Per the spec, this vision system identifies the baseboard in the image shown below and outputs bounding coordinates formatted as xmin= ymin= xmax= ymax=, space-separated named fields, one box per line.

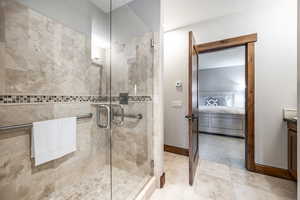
xmin=164 ymin=145 xmax=189 ymax=156
xmin=254 ymin=164 xmax=293 ymax=180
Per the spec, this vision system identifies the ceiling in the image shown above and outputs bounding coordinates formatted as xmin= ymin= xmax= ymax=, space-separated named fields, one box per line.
xmin=89 ymin=0 xmax=135 ymax=12
xmin=90 ymin=0 xmax=269 ymax=29
xmin=163 ymin=0 xmax=264 ymax=31
xmin=199 ymin=46 xmax=245 ymax=70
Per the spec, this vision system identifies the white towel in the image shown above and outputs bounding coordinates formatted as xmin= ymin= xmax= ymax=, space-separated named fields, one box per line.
xmin=32 ymin=117 xmax=77 ymax=166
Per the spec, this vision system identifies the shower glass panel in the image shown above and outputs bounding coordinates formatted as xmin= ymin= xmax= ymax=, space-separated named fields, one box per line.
xmin=0 ymin=0 xmax=112 ymax=199
xmin=109 ymin=0 xmax=159 ymax=199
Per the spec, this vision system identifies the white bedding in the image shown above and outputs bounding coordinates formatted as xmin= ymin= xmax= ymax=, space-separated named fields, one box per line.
xmin=199 ymin=106 xmax=245 ymax=115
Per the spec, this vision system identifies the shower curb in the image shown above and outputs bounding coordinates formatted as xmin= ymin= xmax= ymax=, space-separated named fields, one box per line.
xmin=134 ymin=177 xmax=157 ymax=200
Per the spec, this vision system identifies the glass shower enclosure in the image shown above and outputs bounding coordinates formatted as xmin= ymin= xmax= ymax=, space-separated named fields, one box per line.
xmin=0 ymin=0 xmax=160 ymax=199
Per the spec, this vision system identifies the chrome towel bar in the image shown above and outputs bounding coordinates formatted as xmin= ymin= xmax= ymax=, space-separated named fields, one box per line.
xmin=124 ymin=114 xmax=143 ymax=119
xmin=113 ymin=113 xmax=143 ymax=120
xmin=0 ymin=113 xmax=93 ymax=132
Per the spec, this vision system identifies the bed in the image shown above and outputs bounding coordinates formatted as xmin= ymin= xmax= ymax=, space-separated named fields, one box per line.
xmin=198 ymin=94 xmax=246 ymax=138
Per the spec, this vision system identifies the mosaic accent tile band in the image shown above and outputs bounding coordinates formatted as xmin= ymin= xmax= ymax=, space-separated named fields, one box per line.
xmin=0 ymin=95 xmax=152 ymax=104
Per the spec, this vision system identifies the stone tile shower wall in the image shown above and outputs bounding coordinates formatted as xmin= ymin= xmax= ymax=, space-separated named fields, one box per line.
xmin=111 ymin=33 xmax=153 ymax=96
xmin=1 ymin=1 xmax=101 ymax=95
xmin=110 ymin=34 xmax=154 ymax=176
xmin=0 ymin=104 xmax=109 ymax=200
xmin=0 ymin=1 xmax=109 ymax=200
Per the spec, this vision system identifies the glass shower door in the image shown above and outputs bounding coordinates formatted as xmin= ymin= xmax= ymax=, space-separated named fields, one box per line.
xmin=0 ymin=0 xmax=112 ymax=200
xmin=108 ymin=0 xmax=159 ymax=199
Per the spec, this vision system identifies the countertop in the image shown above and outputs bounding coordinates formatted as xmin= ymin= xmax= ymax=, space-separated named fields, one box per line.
xmin=284 ymin=117 xmax=297 ymax=124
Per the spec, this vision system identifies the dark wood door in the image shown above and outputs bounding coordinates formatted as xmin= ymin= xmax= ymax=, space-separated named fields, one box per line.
xmin=288 ymin=126 xmax=297 ymax=180
xmin=186 ymin=31 xmax=199 ymax=185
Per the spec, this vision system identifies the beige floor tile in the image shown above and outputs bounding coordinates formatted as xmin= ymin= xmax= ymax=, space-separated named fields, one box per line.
xmin=233 ymin=184 xmax=271 ymax=200
xmin=183 ymin=186 xmax=213 ymax=200
xmin=230 ymin=167 xmax=297 ymax=199
xmin=164 ymin=153 xmax=189 ymax=186
xmin=198 ymin=159 xmax=231 ymax=181
xmin=150 ymin=184 xmax=214 ymax=200
xmin=149 ymin=184 xmax=186 ymax=200
xmin=150 ymin=134 xmax=297 ymax=200
xmin=194 ymin=173 xmax=235 ymax=200
xmin=230 ymin=167 xmax=271 ymax=191
xmin=264 ymin=175 xmax=297 ymax=199
xmin=233 ymin=183 xmax=295 ymax=200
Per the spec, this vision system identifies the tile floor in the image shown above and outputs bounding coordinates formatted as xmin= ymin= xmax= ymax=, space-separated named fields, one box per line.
xmin=199 ymin=133 xmax=245 ymax=169
xmin=150 ymin=134 xmax=297 ymax=200
xmin=48 ymin=166 xmax=150 ymax=200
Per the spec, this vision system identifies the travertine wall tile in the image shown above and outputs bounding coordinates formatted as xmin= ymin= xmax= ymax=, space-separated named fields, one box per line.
xmin=3 ymin=0 xmax=101 ymax=96
xmin=0 ymin=0 xmax=4 ymax=43
xmin=111 ymin=102 xmax=152 ymax=176
xmin=110 ymin=33 xmax=154 ymax=96
xmin=0 ymin=0 xmax=4 ymax=94
xmin=0 ymin=42 xmax=5 ymax=94
xmin=0 ymin=103 xmax=110 ymax=200
xmin=109 ymin=32 xmax=155 ymax=178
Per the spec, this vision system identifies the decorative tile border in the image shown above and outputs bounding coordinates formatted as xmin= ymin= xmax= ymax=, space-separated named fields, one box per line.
xmin=0 ymin=95 xmax=108 ymax=104
xmin=0 ymin=95 xmax=152 ymax=104
xmin=111 ymin=96 xmax=152 ymax=102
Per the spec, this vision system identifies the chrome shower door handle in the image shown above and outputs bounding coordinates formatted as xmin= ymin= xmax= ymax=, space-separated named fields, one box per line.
xmin=118 ymin=105 xmax=125 ymax=126
xmin=97 ymin=105 xmax=111 ymax=129
xmin=111 ymin=104 xmax=125 ymax=126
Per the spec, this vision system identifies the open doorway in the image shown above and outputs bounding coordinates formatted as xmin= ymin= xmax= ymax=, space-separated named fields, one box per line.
xmin=195 ymin=34 xmax=257 ymax=173
xmin=198 ymin=46 xmax=246 ymax=169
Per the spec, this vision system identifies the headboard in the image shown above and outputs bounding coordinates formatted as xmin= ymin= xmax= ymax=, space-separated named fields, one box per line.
xmin=199 ymin=91 xmax=245 ymax=107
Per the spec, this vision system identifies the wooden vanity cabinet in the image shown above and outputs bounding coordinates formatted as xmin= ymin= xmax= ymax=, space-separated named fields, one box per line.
xmin=287 ymin=121 xmax=297 ymax=181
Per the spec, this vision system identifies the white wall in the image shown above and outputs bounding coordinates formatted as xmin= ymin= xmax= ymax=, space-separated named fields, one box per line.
xmin=164 ymin=30 xmax=189 ymax=148
xmin=199 ymin=46 xmax=245 ymax=70
xmin=199 ymin=66 xmax=245 ymax=93
xmin=164 ymin=0 xmax=297 ymax=168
